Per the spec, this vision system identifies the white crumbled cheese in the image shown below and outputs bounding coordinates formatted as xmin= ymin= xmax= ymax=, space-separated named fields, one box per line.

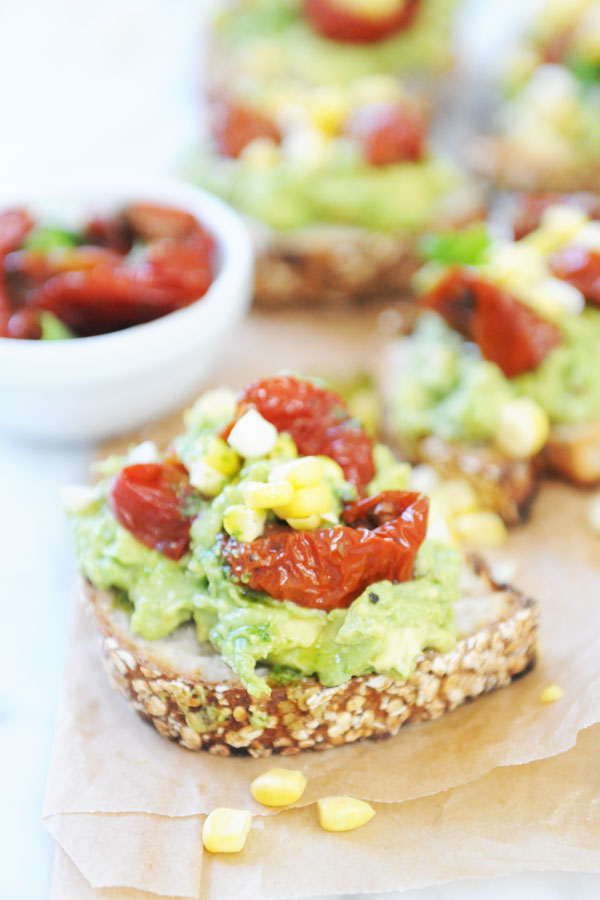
xmin=60 ymin=484 xmax=101 ymax=514
xmin=409 ymin=464 xmax=440 ymax=496
xmin=128 ymin=440 xmax=160 ymax=464
xmin=188 ymin=460 xmax=225 ymax=497
xmin=227 ymin=409 xmax=278 ymax=459
xmin=572 ymin=221 xmax=600 ymax=252
xmin=281 ymin=128 xmax=332 ymax=170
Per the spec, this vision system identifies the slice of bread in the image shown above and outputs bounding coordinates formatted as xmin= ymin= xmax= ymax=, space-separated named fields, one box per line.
xmin=471 ymin=136 xmax=600 ymax=195
xmin=82 ymin=559 xmax=538 ymax=758
xmin=253 ymin=226 xmax=418 ymax=310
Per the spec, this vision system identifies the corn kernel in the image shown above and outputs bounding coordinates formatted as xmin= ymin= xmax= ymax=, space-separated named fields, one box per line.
xmin=426 ymin=514 xmax=457 ymax=548
xmin=128 ymin=440 xmax=159 ymax=464
xmin=520 ymin=277 xmax=584 ymax=319
xmin=243 ymin=480 xmax=294 ymax=510
xmin=250 ymin=768 xmax=307 ymax=807
xmin=204 ymin=437 xmax=241 ymax=477
xmin=317 ymin=796 xmax=375 ymax=832
xmin=223 ymin=505 xmax=266 ymax=543
xmin=541 ymin=204 xmax=588 ymax=234
xmin=483 ymin=242 xmax=546 ymax=290
xmin=240 ymin=137 xmax=280 ymax=168
xmin=431 ymin=479 xmax=479 ymax=518
xmin=188 ymin=460 xmax=225 ymax=497
xmin=269 ymin=433 xmax=298 ymax=460
xmin=228 ymin=409 xmax=278 ymax=459
xmin=190 ymin=388 xmax=236 ymax=423
xmin=286 ymin=514 xmax=322 ymax=531
xmin=274 ymin=483 xmax=333 ymax=519
xmin=540 ymin=684 xmax=564 ymax=704
xmin=573 ymin=221 xmax=600 ymax=252
xmin=270 ymin=456 xmax=324 ymax=489
xmin=452 ymin=511 xmax=507 ymax=549
xmin=202 ymin=808 xmax=252 ymax=854
xmin=496 ymin=398 xmax=550 ymax=459
xmin=308 ymin=86 xmax=350 ymax=135
xmin=318 ymin=457 xmax=346 ymax=484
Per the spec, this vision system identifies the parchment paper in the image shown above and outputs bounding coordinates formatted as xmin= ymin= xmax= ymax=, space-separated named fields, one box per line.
xmin=43 ymin=482 xmax=600 ymax=822
xmin=49 ymin=725 xmax=600 ymax=899
xmin=45 ymin=311 xmax=600 ymax=896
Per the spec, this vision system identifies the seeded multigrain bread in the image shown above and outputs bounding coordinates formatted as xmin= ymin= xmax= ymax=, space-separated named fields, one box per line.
xmin=82 ymin=559 xmax=538 ymax=758
xmin=251 ymin=209 xmax=481 ymax=310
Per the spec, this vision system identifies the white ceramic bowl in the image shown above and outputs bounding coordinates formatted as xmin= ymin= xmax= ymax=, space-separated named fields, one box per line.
xmin=0 ymin=177 xmax=253 ymax=443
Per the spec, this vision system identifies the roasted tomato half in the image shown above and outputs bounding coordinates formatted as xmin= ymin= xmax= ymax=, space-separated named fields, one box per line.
xmin=421 ymin=267 xmax=562 ymax=377
xmin=110 ymin=462 xmax=195 ymax=560
xmin=550 ymin=245 xmax=600 ymax=307
xmin=347 ymin=102 xmax=426 ymax=165
xmin=222 ymin=491 xmax=428 ymax=610
xmin=211 ymin=99 xmax=281 ymax=159
xmin=304 ymin=0 xmax=421 ymax=44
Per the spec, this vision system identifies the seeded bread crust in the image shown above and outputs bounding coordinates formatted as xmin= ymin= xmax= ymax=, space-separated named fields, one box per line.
xmin=82 ymin=564 xmax=538 ymax=757
xmin=413 ymin=435 xmax=542 ymax=526
xmin=471 ymin=136 xmax=600 ymax=194
xmin=253 ymin=228 xmax=418 ymax=310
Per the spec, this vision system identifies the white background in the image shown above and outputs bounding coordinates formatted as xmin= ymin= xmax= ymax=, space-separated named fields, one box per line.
xmin=1 ymin=1 xmax=599 ymax=898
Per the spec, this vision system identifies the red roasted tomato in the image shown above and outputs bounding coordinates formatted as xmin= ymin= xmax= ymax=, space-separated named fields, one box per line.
xmin=232 ymin=376 xmax=375 ymax=494
xmin=222 ymin=491 xmax=428 ymax=610
xmin=550 ymin=245 xmax=600 ymax=307
xmin=0 ymin=208 xmax=34 ymax=336
xmin=110 ymin=463 xmax=195 ymax=560
xmin=347 ymin=102 xmax=426 ymax=165
xmin=211 ymin=99 xmax=281 ymax=159
xmin=304 ymin=0 xmax=421 ymax=44
xmin=421 ymin=267 xmax=562 ymax=377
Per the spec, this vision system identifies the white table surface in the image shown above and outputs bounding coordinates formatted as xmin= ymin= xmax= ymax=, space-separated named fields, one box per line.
xmin=1 ymin=1 xmax=599 ymax=897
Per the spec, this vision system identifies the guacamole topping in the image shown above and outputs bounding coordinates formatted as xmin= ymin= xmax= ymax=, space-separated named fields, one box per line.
xmin=192 ymin=149 xmax=461 ymax=233
xmin=391 ymin=305 xmax=600 ymax=446
xmin=69 ymin=382 xmax=460 ymax=697
xmin=216 ymin=0 xmax=458 ymax=85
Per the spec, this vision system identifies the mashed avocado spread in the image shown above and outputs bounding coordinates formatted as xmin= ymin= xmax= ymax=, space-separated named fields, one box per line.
xmin=69 ymin=387 xmax=459 ymax=697
xmin=194 ymin=151 xmax=461 ymax=233
xmin=391 ymin=309 xmax=600 ymax=446
xmin=216 ymin=0 xmax=458 ymax=85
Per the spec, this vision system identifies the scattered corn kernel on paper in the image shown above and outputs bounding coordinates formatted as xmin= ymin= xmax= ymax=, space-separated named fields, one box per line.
xmin=45 ymin=312 xmax=600 ymax=897
xmin=49 ymin=727 xmax=600 ymax=899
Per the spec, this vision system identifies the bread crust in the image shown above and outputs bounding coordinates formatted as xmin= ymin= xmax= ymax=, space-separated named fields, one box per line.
xmin=414 ymin=435 xmax=541 ymax=526
xmin=471 ymin=136 xmax=600 ymax=195
xmin=253 ymin=228 xmax=418 ymax=309
xmin=83 ymin=569 xmax=538 ymax=757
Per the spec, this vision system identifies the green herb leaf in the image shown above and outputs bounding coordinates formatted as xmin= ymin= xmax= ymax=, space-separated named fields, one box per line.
xmin=23 ymin=226 xmax=80 ymax=253
xmin=419 ymin=222 xmax=490 ymax=267
xmin=40 ymin=312 xmax=76 ymax=341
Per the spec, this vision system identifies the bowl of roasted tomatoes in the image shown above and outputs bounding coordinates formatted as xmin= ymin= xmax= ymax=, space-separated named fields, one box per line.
xmin=0 ymin=177 xmax=253 ymax=442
